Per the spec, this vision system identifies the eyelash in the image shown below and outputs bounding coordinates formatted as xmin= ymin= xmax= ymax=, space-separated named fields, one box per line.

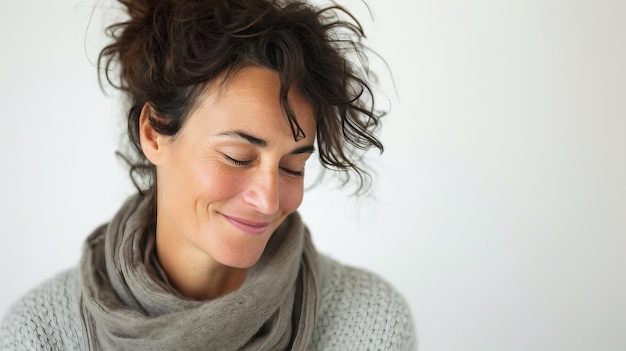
xmin=282 ymin=168 xmax=304 ymax=177
xmin=224 ymin=155 xmax=304 ymax=177
xmin=224 ymin=154 xmax=252 ymax=167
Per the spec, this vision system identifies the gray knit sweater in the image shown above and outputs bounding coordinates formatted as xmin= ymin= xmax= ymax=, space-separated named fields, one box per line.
xmin=1 ymin=255 xmax=416 ymax=350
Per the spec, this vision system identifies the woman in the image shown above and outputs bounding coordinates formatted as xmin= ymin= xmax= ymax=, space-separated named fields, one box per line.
xmin=1 ymin=0 xmax=415 ymax=350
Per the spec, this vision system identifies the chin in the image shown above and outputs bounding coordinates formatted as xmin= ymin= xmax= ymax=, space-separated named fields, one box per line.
xmin=213 ymin=242 xmax=268 ymax=269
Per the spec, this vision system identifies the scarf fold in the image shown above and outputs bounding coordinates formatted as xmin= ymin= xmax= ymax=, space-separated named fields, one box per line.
xmin=80 ymin=194 xmax=321 ymax=351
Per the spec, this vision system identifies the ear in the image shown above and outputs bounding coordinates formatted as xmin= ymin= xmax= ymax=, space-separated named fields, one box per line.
xmin=139 ymin=103 xmax=165 ymax=165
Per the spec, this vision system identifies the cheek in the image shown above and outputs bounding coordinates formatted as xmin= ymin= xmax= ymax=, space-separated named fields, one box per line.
xmin=279 ymin=178 xmax=304 ymax=213
xmin=196 ymin=165 xmax=244 ymax=200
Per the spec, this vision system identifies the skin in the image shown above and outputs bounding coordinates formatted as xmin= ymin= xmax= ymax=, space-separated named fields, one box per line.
xmin=139 ymin=66 xmax=316 ymax=300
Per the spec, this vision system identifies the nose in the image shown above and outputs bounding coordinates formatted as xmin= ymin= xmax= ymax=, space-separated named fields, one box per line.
xmin=242 ymin=167 xmax=280 ymax=215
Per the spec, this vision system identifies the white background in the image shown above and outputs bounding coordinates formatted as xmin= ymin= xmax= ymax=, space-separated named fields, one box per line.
xmin=1 ymin=0 xmax=625 ymax=350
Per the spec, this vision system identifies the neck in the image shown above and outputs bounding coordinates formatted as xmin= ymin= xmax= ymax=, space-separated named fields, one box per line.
xmin=155 ymin=224 xmax=247 ymax=301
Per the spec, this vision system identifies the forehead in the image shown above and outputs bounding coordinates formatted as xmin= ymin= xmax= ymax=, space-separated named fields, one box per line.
xmin=189 ymin=66 xmax=316 ymax=139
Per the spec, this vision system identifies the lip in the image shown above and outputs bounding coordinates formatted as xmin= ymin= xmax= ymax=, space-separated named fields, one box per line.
xmin=222 ymin=214 xmax=271 ymax=236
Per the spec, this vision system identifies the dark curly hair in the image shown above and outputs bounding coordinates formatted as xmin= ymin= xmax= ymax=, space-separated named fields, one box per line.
xmin=98 ymin=0 xmax=386 ymax=195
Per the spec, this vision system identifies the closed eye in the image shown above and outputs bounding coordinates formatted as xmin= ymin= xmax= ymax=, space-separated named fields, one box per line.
xmin=224 ymin=154 xmax=252 ymax=167
xmin=224 ymin=153 xmax=305 ymax=177
xmin=280 ymin=167 xmax=304 ymax=177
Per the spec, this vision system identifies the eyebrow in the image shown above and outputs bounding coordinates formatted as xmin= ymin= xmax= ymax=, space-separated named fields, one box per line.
xmin=216 ymin=131 xmax=315 ymax=155
xmin=218 ymin=131 xmax=267 ymax=147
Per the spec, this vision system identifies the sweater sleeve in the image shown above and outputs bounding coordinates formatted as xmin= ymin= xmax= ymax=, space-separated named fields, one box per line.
xmin=0 ymin=269 xmax=84 ymax=351
xmin=310 ymin=255 xmax=417 ymax=351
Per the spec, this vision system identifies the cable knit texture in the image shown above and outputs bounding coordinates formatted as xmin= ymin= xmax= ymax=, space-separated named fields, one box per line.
xmin=0 ymin=270 xmax=83 ymax=351
xmin=1 ymin=255 xmax=416 ymax=350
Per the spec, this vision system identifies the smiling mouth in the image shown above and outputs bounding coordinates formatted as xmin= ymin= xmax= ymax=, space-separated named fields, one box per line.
xmin=222 ymin=214 xmax=271 ymax=236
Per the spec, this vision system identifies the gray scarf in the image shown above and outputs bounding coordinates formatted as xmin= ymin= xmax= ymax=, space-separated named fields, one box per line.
xmin=80 ymin=194 xmax=321 ymax=350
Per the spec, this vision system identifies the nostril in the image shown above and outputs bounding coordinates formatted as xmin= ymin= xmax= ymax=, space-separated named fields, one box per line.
xmin=242 ymin=179 xmax=280 ymax=215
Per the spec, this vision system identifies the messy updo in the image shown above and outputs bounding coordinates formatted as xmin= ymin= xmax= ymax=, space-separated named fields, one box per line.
xmin=99 ymin=0 xmax=385 ymax=194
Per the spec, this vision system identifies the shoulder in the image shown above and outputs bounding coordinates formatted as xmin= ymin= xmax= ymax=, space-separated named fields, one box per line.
xmin=309 ymin=255 xmax=417 ymax=351
xmin=0 ymin=268 xmax=84 ymax=351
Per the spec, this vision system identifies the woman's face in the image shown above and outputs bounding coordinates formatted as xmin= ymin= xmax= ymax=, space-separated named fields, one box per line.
xmin=144 ymin=66 xmax=316 ymax=269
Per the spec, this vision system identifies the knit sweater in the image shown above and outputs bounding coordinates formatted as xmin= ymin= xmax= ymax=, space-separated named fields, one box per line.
xmin=1 ymin=255 xmax=416 ymax=350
